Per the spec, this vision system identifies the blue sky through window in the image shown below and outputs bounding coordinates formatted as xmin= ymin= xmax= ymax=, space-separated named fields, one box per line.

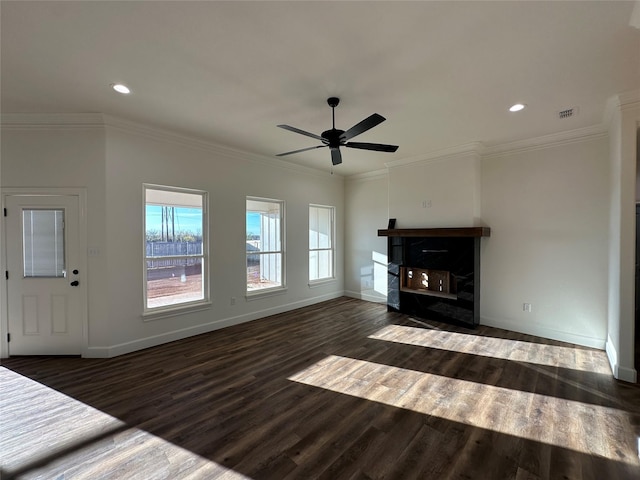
xmin=146 ymin=206 xmax=263 ymax=237
xmin=146 ymin=205 xmax=202 ymax=234
xmin=246 ymin=212 xmax=261 ymax=237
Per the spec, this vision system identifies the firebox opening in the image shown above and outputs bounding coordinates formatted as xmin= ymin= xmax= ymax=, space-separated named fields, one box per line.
xmin=400 ymin=267 xmax=457 ymax=300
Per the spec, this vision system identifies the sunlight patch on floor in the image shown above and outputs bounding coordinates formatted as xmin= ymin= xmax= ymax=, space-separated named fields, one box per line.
xmin=368 ymin=324 xmax=610 ymax=373
xmin=0 ymin=367 xmax=252 ymax=480
xmin=288 ymin=355 xmax=638 ymax=465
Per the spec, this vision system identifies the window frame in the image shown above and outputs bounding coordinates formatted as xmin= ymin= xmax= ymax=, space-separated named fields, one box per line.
xmin=308 ymin=204 xmax=335 ymax=285
xmin=142 ymin=184 xmax=210 ymax=318
xmin=246 ymin=196 xmax=286 ymax=298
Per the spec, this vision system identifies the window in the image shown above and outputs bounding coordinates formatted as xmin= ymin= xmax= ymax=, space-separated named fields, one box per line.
xmin=246 ymin=197 xmax=284 ymax=294
xmin=309 ymin=204 xmax=334 ymax=282
xmin=22 ymin=209 xmax=65 ymax=277
xmin=144 ymin=185 xmax=208 ymax=314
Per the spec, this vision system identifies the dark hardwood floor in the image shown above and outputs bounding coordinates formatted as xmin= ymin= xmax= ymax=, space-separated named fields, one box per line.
xmin=2 ymin=297 xmax=640 ymax=479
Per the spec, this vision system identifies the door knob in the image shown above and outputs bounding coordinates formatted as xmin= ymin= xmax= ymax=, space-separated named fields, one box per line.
xmin=70 ymin=280 xmax=79 ymax=287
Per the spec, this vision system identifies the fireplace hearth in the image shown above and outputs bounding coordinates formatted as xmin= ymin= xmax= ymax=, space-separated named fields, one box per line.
xmin=378 ymin=227 xmax=490 ymax=327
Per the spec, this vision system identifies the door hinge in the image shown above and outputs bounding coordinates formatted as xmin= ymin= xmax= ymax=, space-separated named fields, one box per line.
xmin=7 ymin=333 xmax=10 ymax=343
xmin=3 ymin=208 xmax=6 ymax=217
xmin=5 ymin=271 xmax=7 ymax=280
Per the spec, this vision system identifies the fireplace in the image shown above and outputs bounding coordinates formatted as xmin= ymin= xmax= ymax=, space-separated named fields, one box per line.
xmin=378 ymin=227 xmax=490 ymax=327
xmin=401 ymin=267 xmax=457 ymax=299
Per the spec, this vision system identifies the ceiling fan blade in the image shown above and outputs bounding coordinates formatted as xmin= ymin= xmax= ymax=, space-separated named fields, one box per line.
xmin=331 ymin=148 xmax=342 ymax=165
xmin=340 ymin=113 xmax=386 ymax=141
xmin=345 ymin=142 xmax=399 ymax=153
xmin=278 ymin=124 xmax=324 ymax=141
xmin=276 ymin=145 xmax=327 ymax=157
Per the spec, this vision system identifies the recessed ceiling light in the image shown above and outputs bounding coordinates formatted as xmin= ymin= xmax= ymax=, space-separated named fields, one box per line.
xmin=111 ymin=83 xmax=131 ymax=95
xmin=509 ymin=103 xmax=526 ymax=112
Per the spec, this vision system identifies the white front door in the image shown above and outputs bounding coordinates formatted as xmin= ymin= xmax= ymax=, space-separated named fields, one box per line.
xmin=4 ymin=194 xmax=84 ymax=355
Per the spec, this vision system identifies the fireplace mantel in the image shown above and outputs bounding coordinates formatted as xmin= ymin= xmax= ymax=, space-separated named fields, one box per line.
xmin=378 ymin=227 xmax=490 ymax=238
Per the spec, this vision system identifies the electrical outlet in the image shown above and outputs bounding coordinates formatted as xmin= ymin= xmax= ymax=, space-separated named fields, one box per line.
xmin=523 ymin=303 xmax=532 ymax=312
xmin=230 ymin=297 xmax=236 ymax=306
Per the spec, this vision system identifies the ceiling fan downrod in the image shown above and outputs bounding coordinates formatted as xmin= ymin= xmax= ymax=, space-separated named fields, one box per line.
xmin=327 ymin=96 xmax=340 ymax=130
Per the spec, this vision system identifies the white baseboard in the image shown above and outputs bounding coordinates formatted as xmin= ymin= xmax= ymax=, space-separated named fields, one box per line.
xmin=616 ymin=365 xmax=638 ymax=383
xmin=344 ymin=289 xmax=387 ymax=304
xmin=84 ymin=292 xmax=343 ymax=358
xmin=606 ymin=335 xmax=638 ymax=383
xmin=481 ymin=315 xmax=606 ymax=350
xmin=84 ymin=295 xmax=635 ymax=384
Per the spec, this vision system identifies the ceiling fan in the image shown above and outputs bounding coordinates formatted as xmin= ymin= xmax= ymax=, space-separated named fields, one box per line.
xmin=276 ymin=97 xmax=399 ymax=166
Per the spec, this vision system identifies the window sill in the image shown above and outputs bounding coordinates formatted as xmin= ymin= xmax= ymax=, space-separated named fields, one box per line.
xmin=308 ymin=278 xmax=337 ymax=288
xmin=245 ymin=287 xmax=288 ymax=301
xmin=142 ymin=301 xmax=212 ymax=322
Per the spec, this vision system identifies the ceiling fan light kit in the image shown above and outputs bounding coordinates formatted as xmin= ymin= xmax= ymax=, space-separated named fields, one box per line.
xmin=277 ymin=97 xmax=399 ymax=166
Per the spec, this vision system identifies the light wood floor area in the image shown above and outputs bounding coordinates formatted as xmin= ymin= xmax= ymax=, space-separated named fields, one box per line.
xmin=2 ymin=297 xmax=640 ymax=479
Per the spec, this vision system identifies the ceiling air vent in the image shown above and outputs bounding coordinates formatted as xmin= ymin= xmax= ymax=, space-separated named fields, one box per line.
xmin=557 ymin=106 xmax=579 ymax=119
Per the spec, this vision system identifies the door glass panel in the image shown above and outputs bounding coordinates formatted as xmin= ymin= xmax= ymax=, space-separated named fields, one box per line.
xmin=23 ymin=209 xmax=65 ymax=277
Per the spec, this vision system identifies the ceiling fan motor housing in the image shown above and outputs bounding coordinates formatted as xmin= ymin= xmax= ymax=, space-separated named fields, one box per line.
xmin=321 ymin=129 xmax=345 ymax=148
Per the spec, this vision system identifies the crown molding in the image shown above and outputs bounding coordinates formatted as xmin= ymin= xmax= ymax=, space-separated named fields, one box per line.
xmin=384 ymin=142 xmax=483 ymax=170
xmin=618 ymin=89 xmax=640 ymax=106
xmin=102 ymin=115 xmax=343 ymax=181
xmin=101 ymin=115 xmax=343 ymax=181
xmin=0 ymin=113 xmax=105 ymax=129
xmin=604 ymin=89 xmax=640 ymax=124
xmin=2 ymin=111 xmax=616 ymax=178
xmin=482 ymin=124 xmax=608 ymax=159
xmin=345 ymin=168 xmax=389 ymax=183
xmin=378 ymin=123 xmax=610 ymax=168
xmin=354 ymin=121 xmax=610 ymax=175
xmin=0 ymin=112 xmax=343 ymax=182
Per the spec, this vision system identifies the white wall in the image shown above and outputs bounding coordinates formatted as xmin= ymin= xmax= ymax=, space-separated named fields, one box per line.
xmin=0 ymin=118 xmax=110 ymax=355
xmin=1 ymin=115 xmax=344 ymax=357
xmin=344 ymin=172 xmax=389 ymax=302
xmin=481 ymin=137 xmax=610 ymax=348
xmin=2 ymin=111 xmax=635 ymax=373
xmin=345 ymin=133 xmax=613 ymax=351
xmin=100 ymin=121 xmax=344 ymax=355
xmin=388 ymin=150 xmax=482 ymax=228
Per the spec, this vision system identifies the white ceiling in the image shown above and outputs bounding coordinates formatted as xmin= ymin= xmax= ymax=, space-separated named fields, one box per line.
xmin=2 ymin=1 xmax=639 ymax=176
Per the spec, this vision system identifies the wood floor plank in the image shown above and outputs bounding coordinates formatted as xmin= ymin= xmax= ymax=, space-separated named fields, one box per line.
xmin=2 ymin=297 xmax=639 ymax=480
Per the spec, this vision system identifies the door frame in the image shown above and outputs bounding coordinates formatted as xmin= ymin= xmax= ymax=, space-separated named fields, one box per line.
xmin=1 ymin=187 xmax=88 ymax=358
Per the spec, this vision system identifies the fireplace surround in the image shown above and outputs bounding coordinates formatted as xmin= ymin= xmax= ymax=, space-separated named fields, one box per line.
xmin=378 ymin=227 xmax=490 ymax=327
